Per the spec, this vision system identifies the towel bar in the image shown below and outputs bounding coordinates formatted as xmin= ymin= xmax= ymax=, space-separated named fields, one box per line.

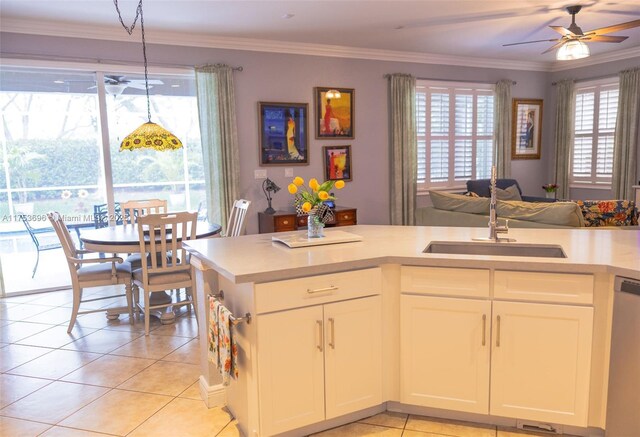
xmin=210 ymin=289 xmax=224 ymax=300
xmin=230 ymin=313 xmax=251 ymax=325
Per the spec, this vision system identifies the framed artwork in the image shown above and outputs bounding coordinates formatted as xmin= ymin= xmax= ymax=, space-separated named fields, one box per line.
xmin=258 ymin=102 xmax=309 ymax=165
xmin=314 ymin=87 xmax=354 ymax=139
xmin=323 ymin=145 xmax=352 ymax=181
xmin=511 ymin=98 xmax=543 ymax=160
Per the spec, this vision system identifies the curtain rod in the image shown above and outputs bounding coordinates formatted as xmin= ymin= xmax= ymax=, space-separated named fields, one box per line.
xmin=551 ymin=73 xmax=617 ymax=86
xmin=195 ymin=63 xmax=243 ymax=71
xmin=1 ymin=52 xmax=243 ymax=71
xmin=383 ymin=74 xmax=516 ymax=85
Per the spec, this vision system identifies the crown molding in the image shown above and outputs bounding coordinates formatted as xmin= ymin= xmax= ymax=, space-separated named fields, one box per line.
xmin=550 ymin=46 xmax=640 ymax=72
xmin=5 ymin=17 xmax=639 ymax=72
xmin=1 ymin=17 xmax=553 ymax=72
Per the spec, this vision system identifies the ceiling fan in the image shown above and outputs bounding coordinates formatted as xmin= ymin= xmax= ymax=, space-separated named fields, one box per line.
xmin=503 ymin=5 xmax=640 ymax=60
xmin=102 ymin=75 xmax=163 ymax=96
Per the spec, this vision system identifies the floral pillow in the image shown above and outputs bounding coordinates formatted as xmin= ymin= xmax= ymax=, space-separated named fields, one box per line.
xmin=574 ymin=200 xmax=639 ymax=227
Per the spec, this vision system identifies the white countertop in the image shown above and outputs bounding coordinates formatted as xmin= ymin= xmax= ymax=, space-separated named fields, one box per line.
xmin=183 ymin=225 xmax=640 ymax=283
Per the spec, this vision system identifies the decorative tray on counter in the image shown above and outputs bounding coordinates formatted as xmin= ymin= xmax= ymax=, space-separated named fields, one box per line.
xmin=272 ymin=230 xmax=363 ymax=248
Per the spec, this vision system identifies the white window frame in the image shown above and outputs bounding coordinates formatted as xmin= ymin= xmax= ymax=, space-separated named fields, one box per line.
xmin=416 ymin=80 xmax=494 ymax=192
xmin=570 ymin=77 xmax=619 ymax=188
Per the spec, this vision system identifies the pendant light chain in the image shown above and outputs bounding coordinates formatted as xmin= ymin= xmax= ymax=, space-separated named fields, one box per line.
xmin=113 ymin=0 xmax=152 ymax=122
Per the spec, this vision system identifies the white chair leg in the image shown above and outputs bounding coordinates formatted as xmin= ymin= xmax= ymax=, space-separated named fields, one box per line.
xmin=189 ymin=287 xmax=199 ymax=330
xmin=144 ymin=290 xmax=150 ymax=335
xmin=67 ymin=286 xmax=81 ymax=333
xmin=125 ymin=282 xmax=134 ymax=324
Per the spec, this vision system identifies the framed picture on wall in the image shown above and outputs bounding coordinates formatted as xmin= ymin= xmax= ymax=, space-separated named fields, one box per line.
xmin=511 ymin=98 xmax=543 ymax=160
xmin=258 ymin=102 xmax=309 ymax=165
xmin=314 ymin=87 xmax=354 ymax=139
xmin=323 ymin=145 xmax=352 ymax=181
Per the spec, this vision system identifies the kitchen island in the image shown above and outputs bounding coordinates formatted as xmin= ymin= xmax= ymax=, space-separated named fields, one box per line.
xmin=184 ymin=225 xmax=640 ymax=437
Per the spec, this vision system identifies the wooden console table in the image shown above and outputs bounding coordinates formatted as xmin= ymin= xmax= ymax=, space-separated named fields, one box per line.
xmin=258 ymin=206 xmax=357 ymax=233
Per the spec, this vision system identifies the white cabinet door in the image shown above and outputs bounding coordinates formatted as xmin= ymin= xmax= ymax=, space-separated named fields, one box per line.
xmin=401 ymin=295 xmax=491 ymax=414
xmin=490 ymin=301 xmax=593 ymax=427
xmin=324 ymin=296 xmax=382 ymax=419
xmin=257 ymin=305 xmax=325 ymax=436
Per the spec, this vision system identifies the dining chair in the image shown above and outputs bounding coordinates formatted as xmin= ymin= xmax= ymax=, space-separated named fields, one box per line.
xmin=121 ymin=199 xmax=168 ymax=225
xmin=225 ymin=199 xmax=251 ymax=237
xmin=133 ymin=211 xmax=198 ymax=335
xmin=120 ymin=199 xmax=169 ymax=270
xmin=47 ymin=212 xmax=134 ymax=333
xmin=18 ymin=213 xmax=62 ymax=278
xmin=93 ymin=202 xmax=123 ymax=229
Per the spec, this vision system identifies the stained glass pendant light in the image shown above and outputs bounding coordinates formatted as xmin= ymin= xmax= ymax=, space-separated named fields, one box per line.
xmin=114 ymin=0 xmax=182 ymax=152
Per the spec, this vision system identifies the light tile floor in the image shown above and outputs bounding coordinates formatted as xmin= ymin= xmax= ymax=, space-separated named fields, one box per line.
xmin=1 ymin=288 xmax=552 ymax=437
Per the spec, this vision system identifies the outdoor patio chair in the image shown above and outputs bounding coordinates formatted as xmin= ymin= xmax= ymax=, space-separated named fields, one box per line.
xmin=133 ymin=211 xmax=198 ymax=335
xmin=48 ymin=211 xmax=134 ymax=333
xmin=18 ymin=213 xmax=62 ymax=278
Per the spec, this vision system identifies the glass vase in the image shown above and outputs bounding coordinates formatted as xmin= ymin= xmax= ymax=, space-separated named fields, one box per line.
xmin=545 ymin=191 xmax=556 ymax=199
xmin=307 ymin=212 xmax=325 ymax=238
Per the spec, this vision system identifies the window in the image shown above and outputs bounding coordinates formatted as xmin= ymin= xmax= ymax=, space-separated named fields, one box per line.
xmin=571 ymin=79 xmax=619 ymax=186
xmin=416 ymin=81 xmax=494 ymax=190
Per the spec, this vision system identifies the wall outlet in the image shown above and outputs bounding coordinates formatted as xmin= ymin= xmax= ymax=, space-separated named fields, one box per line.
xmin=254 ymin=169 xmax=268 ymax=179
xmin=285 ymin=168 xmax=294 ymax=177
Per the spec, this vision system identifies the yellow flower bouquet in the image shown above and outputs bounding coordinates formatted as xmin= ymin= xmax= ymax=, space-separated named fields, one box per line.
xmin=288 ymin=176 xmax=345 ymax=237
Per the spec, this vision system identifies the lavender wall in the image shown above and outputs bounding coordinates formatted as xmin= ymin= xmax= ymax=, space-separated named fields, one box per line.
xmin=547 ymin=57 xmax=640 ymax=200
xmin=3 ymin=32 xmax=635 ymax=232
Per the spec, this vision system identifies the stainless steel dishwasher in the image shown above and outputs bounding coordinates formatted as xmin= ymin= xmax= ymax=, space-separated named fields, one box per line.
xmin=606 ymin=276 xmax=640 ymax=436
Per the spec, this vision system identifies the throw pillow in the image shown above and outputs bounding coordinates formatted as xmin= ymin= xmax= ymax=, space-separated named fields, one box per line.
xmin=496 ymin=200 xmax=585 ymax=227
xmin=429 ymin=190 xmax=490 ymax=214
xmin=493 ymin=184 xmax=522 ymax=201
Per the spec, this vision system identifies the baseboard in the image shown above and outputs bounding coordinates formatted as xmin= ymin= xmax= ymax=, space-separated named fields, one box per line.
xmin=198 ymin=375 xmax=226 ymax=408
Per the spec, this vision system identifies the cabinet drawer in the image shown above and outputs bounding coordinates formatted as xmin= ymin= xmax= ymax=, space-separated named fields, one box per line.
xmin=401 ymin=266 xmax=490 ymax=298
xmin=494 ymin=271 xmax=594 ymax=304
xmin=255 ymin=268 xmax=381 ymax=313
xmin=336 ymin=210 xmax=357 ymax=225
xmin=274 ymin=215 xmax=296 ymax=231
xmin=296 ymin=215 xmax=308 ymax=228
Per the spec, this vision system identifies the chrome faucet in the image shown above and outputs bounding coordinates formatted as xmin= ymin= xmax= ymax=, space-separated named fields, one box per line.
xmin=474 ymin=166 xmax=512 ymax=242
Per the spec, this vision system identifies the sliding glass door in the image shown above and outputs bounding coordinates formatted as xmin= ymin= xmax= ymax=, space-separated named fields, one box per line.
xmin=0 ymin=65 xmax=203 ymax=295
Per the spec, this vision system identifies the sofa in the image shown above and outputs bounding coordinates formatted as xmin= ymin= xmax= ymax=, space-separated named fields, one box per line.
xmin=466 ymin=178 xmax=554 ymax=202
xmin=416 ymin=191 xmax=639 ymax=229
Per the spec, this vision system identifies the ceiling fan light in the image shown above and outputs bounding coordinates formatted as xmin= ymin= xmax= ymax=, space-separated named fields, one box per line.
xmin=556 ymin=40 xmax=590 ymax=60
xmin=325 ymin=89 xmax=341 ymax=99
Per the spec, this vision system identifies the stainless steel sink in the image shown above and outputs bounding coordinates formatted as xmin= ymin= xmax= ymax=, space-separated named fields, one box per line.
xmin=423 ymin=241 xmax=567 ymax=258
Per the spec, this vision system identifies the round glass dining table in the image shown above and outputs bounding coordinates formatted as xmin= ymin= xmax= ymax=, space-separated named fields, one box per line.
xmin=78 ymin=221 xmax=221 ymax=323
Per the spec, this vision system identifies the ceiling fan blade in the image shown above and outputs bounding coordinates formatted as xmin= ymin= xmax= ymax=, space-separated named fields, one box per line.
xmin=126 ymin=83 xmax=148 ymax=90
xmin=503 ymin=38 xmax=560 ymax=47
xmin=542 ymin=39 xmax=568 ymax=54
xmin=585 ymin=19 xmax=640 ymax=35
xmin=549 ymin=26 xmax=576 ymax=37
xmin=582 ymin=35 xmax=628 ymax=43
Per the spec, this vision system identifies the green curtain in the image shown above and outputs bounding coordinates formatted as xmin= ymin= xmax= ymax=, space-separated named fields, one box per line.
xmin=612 ymin=68 xmax=640 ymax=200
xmin=389 ymin=74 xmax=417 ymax=225
xmin=195 ymin=64 xmax=240 ymax=231
xmin=494 ymin=79 xmax=512 ymax=178
xmin=553 ymin=79 xmax=576 ymax=200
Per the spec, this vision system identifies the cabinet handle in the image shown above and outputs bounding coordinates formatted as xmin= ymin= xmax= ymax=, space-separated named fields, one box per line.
xmin=496 ymin=315 xmax=501 ymax=347
xmin=328 ymin=318 xmax=335 ymax=349
xmin=344 ymin=215 xmax=350 ymax=219
xmin=283 ymin=220 xmax=289 ymax=224
xmin=307 ymin=286 xmax=338 ymax=294
xmin=316 ymin=320 xmax=323 ymax=352
xmin=482 ymin=314 xmax=486 ymax=346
